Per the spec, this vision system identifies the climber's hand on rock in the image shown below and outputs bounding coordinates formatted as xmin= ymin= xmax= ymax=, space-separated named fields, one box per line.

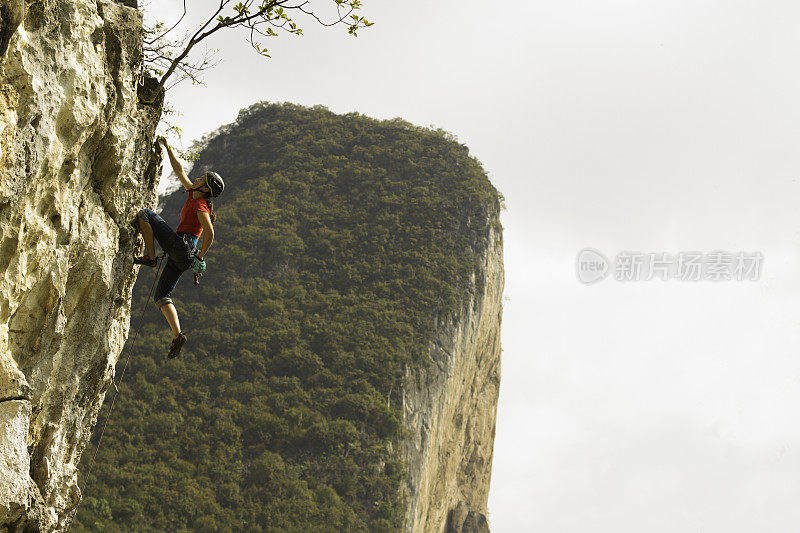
xmin=156 ymin=136 xmax=168 ymax=148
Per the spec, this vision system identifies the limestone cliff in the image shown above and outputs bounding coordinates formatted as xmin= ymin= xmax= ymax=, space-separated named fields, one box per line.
xmin=0 ymin=0 xmax=160 ymax=530
xmin=401 ymin=224 xmax=503 ymax=533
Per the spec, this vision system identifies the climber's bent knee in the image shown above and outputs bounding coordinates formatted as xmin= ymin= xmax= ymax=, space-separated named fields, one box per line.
xmin=155 ymin=297 xmax=173 ymax=309
xmin=138 ymin=208 xmax=154 ymax=224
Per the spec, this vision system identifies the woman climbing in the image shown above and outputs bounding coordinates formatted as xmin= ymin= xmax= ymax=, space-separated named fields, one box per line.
xmin=133 ymin=136 xmax=224 ymax=358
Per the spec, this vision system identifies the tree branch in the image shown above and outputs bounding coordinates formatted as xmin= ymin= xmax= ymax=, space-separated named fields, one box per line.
xmin=148 ymin=0 xmax=372 ymax=92
xmin=145 ymin=0 xmax=188 ymax=45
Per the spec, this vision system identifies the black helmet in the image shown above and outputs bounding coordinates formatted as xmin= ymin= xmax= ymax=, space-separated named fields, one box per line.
xmin=204 ymin=171 xmax=224 ymax=197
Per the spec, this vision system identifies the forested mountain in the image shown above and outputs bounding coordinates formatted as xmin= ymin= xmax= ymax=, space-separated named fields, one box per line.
xmin=73 ymin=102 xmax=502 ymax=532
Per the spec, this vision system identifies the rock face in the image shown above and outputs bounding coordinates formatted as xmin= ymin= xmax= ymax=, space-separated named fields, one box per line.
xmin=0 ymin=0 xmax=160 ymax=530
xmin=401 ymin=224 xmax=503 ymax=532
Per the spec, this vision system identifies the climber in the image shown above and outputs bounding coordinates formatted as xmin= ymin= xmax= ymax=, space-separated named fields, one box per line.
xmin=133 ymin=136 xmax=224 ymax=358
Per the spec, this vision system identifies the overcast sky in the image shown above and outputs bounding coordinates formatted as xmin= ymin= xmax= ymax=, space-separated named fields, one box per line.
xmin=145 ymin=1 xmax=800 ymax=531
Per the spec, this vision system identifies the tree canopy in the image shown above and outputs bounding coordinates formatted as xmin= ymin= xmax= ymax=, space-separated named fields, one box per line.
xmin=73 ymin=102 xmax=501 ymax=532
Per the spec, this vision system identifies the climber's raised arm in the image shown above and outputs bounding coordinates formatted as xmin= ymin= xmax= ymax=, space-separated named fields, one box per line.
xmin=157 ymin=137 xmax=192 ymax=190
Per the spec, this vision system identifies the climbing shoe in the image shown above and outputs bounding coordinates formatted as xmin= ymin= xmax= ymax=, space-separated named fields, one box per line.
xmin=133 ymin=255 xmax=157 ymax=267
xmin=168 ymin=332 xmax=186 ymax=359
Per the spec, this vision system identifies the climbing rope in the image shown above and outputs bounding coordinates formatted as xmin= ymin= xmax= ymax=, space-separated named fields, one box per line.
xmin=65 ymin=254 xmax=166 ymax=532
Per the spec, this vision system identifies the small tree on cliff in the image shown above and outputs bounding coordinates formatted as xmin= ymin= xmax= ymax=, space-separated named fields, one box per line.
xmin=140 ymin=0 xmax=372 ymax=95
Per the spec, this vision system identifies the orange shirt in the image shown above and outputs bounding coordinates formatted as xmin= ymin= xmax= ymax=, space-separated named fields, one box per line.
xmin=176 ymin=191 xmax=210 ymax=238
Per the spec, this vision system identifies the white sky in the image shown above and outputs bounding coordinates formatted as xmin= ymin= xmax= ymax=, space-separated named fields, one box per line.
xmin=145 ymin=1 xmax=800 ymax=531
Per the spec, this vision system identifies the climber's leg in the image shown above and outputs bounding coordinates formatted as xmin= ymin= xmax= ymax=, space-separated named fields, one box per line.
xmin=160 ymin=299 xmax=187 ymax=358
xmin=137 ymin=209 xmax=178 ymax=259
xmin=159 ymin=302 xmax=181 ymax=339
xmin=154 ymin=257 xmax=185 ymax=340
xmin=137 ymin=214 xmax=156 ymax=260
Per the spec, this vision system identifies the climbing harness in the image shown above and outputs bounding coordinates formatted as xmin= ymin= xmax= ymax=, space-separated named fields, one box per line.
xmin=65 ymin=253 xmax=166 ymax=532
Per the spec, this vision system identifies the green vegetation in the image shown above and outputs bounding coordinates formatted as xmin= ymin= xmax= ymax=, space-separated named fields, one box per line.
xmin=74 ymin=102 xmax=501 ymax=532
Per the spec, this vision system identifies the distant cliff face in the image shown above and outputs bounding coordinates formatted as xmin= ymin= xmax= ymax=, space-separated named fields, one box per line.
xmin=401 ymin=224 xmax=502 ymax=533
xmin=0 ymin=0 xmax=160 ymax=530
